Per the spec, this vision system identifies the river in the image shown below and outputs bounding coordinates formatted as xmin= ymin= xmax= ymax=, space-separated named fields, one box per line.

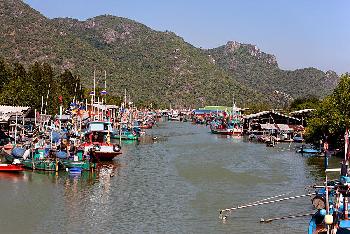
xmin=0 ymin=120 xmax=332 ymax=233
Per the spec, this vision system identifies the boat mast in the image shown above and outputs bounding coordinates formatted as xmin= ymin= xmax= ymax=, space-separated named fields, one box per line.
xmin=104 ymin=70 xmax=107 ymax=120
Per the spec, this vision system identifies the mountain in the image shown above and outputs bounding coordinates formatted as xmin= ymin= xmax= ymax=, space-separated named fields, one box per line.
xmin=0 ymin=0 xmax=339 ymax=108
xmin=207 ymin=41 xmax=339 ymax=107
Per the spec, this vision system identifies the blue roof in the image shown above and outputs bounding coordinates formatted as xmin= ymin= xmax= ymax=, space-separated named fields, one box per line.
xmin=192 ymin=109 xmax=223 ymax=115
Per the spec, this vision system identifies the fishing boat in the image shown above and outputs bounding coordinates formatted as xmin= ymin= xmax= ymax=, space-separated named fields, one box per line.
xmin=296 ymin=145 xmax=322 ymax=155
xmin=112 ymin=129 xmax=139 ymax=140
xmin=59 ymin=149 xmax=95 ymax=171
xmin=0 ymin=159 xmax=24 ymax=172
xmin=308 ymin=130 xmax=350 ymax=233
xmin=82 ymin=121 xmax=122 ymax=161
xmin=210 ymin=118 xmax=242 ymax=136
xmin=210 ymin=123 xmax=235 ymax=135
xmin=22 ymin=148 xmax=62 ymax=171
xmin=168 ymin=110 xmax=181 ymax=121
xmin=293 ymin=133 xmax=304 ymax=143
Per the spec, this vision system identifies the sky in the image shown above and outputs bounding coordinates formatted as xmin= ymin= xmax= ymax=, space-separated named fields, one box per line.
xmin=24 ymin=0 xmax=350 ymax=74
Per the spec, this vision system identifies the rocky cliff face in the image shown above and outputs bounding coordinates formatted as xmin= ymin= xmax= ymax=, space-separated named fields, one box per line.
xmin=225 ymin=41 xmax=278 ymax=66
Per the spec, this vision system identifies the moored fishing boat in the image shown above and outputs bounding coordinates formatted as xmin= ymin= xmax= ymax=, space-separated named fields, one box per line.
xmin=112 ymin=130 xmax=139 ymax=140
xmin=82 ymin=121 xmax=122 ymax=161
xmin=308 ymin=129 xmax=350 ymax=233
xmin=0 ymin=159 xmax=24 ymax=172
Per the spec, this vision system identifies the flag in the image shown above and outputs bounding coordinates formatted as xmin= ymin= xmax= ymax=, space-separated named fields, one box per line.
xmin=89 ymin=91 xmax=95 ymax=96
xmin=58 ymin=96 xmax=63 ymax=104
xmin=100 ymin=90 xmax=107 ymax=95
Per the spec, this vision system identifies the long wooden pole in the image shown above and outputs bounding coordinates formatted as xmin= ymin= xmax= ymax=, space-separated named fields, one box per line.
xmin=14 ymin=114 xmax=18 ymax=145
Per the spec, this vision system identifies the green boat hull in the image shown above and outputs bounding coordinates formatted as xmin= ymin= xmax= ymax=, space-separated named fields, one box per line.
xmin=62 ymin=160 xmax=95 ymax=170
xmin=22 ymin=159 xmax=61 ymax=171
xmin=112 ymin=133 xmax=139 ymax=140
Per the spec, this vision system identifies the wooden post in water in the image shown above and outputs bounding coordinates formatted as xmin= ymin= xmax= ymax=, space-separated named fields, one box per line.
xmin=34 ymin=108 xmax=37 ymax=128
xmin=14 ymin=114 xmax=18 ymax=145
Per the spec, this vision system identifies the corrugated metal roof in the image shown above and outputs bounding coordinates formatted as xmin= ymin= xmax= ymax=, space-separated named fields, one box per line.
xmin=289 ymin=109 xmax=315 ymax=115
xmin=0 ymin=105 xmax=31 ymax=122
xmin=244 ymin=110 xmax=300 ymax=121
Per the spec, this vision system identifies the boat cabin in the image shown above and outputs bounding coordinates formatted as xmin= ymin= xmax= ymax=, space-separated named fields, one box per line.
xmin=86 ymin=121 xmax=113 ymax=133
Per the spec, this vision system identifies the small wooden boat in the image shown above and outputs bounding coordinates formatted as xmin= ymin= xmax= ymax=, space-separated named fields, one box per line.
xmin=0 ymin=163 xmax=24 ymax=172
xmin=296 ymin=145 xmax=321 ymax=154
xmin=112 ymin=131 xmax=139 ymax=140
xmin=61 ymin=159 xmax=94 ymax=171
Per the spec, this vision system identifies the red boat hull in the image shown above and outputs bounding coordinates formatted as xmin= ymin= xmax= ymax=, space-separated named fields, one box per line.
xmin=92 ymin=152 xmax=122 ymax=161
xmin=0 ymin=164 xmax=24 ymax=172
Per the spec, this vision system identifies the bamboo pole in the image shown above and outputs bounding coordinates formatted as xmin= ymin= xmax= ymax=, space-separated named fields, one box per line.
xmin=14 ymin=114 xmax=18 ymax=145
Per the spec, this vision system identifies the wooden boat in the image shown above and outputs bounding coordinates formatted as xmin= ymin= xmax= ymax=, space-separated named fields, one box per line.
xmin=112 ymin=130 xmax=139 ymax=140
xmin=308 ymin=129 xmax=350 ymax=233
xmin=296 ymin=145 xmax=321 ymax=154
xmin=22 ymin=159 xmax=60 ymax=171
xmin=168 ymin=110 xmax=181 ymax=121
xmin=210 ymin=126 xmax=235 ymax=135
xmin=62 ymin=160 xmax=93 ymax=171
xmin=61 ymin=150 xmax=95 ymax=170
xmin=210 ymin=121 xmax=242 ymax=136
xmin=0 ymin=163 xmax=24 ymax=172
xmin=82 ymin=121 xmax=122 ymax=161
xmin=293 ymin=134 xmax=304 ymax=143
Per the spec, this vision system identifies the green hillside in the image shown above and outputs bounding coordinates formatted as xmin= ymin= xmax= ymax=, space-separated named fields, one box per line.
xmin=0 ymin=0 xmax=339 ymax=109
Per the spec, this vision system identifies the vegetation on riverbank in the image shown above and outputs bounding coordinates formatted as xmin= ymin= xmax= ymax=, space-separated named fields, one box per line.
xmin=305 ymin=74 xmax=350 ymax=149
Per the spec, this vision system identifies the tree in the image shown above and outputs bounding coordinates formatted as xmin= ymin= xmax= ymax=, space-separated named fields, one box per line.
xmin=305 ymin=74 xmax=350 ymax=147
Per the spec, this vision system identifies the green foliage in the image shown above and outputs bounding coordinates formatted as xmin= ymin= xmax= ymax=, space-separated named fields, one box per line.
xmin=305 ymin=74 xmax=350 ymax=147
xmin=0 ymin=59 xmax=85 ymax=115
xmin=289 ymin=96 xmax=320 ymax=111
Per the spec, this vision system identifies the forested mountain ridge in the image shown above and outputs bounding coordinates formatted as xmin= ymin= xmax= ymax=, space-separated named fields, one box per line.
xmin=207 ymin=41 xmax=339 ymax=107
xmin=0 ymin=0 xmax=339 ymax=108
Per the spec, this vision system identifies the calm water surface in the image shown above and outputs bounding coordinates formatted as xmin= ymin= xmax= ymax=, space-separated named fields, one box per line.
xmin=0 ymin=121 xmax=332 ymax=233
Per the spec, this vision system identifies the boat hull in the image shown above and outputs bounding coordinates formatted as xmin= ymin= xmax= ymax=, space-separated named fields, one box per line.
xmin=0 ymin=164 xmax=24 ymax=172
xmin=91 ymin=151 xmax=122 ymax=161
xmin=62 ymin=160 xmax=94 ymax=170
xmin=22 ymin=160 xmax=61 ymax=171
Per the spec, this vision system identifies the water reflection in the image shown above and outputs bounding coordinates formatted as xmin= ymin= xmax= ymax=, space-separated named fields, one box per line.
xmin=0 ymin=171 xmax=27 ymax=182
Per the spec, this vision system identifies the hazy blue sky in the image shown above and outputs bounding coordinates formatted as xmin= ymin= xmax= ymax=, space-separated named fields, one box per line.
xmin=24 ymin=0 xmax=349 ymax=74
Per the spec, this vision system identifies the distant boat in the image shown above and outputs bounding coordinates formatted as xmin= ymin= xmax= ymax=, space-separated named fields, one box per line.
xmin=296 ymin=145 xmax=321 ymax=154
xmin=168 ymin=110 xmax=181 ymax=121
xmin=293 ymin=133 xmax=304 ymax=143
xmin=112 ymin=129 xmax=139 ymax=140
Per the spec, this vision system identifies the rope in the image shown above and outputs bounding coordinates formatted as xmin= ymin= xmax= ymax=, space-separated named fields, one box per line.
xmin=260 ymin=212 xmax=314 ymax=223
xmin=245 ymin=192 xmax=293 ymax=205
xmin=219 ymin=192 xmax=316 ymax=219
